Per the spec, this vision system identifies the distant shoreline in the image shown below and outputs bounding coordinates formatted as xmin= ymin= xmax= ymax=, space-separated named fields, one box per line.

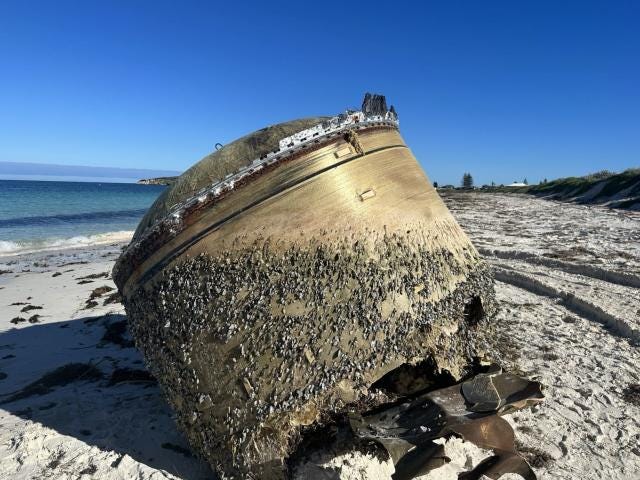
xmin=0 ymin=175 xmax=154 ymax=184
xmin=0 ymin=161 xmax=179 ymax=183
xmin=137 ymin=176 xmax=177 ymax=185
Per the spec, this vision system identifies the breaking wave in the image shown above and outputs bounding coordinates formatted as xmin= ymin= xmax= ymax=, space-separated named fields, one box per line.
xmin=0 ymin=231 xmax=133 ymax=256
xmin=0 ymin=208 xmax=148 ymax=228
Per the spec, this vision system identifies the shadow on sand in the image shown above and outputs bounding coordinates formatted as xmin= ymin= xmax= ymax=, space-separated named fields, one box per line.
xmin=0 ymin=314 xmax=214 ymax=479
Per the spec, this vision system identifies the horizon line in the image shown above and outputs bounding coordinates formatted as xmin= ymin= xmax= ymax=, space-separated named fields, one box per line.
xmin=0 ymin=161 xmax=181 ymax=179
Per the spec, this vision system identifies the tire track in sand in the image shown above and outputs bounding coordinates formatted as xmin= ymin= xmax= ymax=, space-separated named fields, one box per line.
xmin=480 ymin=248 xmax=640 ymax=289
xmin=493 ymin=267 xmax=639 ymax=345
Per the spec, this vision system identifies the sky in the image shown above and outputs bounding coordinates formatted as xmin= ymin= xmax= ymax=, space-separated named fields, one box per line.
xmin=0 ymin=162 xmax=179 ymax=182
xmin=0 ymin=1 xmax=638 ymax=186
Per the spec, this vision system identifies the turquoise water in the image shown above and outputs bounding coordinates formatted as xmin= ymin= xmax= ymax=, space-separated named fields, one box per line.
xmin=0 ymin=180 xmax=166 ymax=254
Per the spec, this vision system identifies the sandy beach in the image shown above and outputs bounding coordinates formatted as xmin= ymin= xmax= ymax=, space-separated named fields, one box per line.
xmin=0 ymin=242 xmax=213 ymax=479
xmin=0 ymin=192 xmax=638 ymax=479
xmin=441 ymin=191 xmax=640 ymax=480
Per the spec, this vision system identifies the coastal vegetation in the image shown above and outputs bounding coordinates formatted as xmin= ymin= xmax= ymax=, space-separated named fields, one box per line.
xmin=478 ymin=168 xmax=640 ymax=210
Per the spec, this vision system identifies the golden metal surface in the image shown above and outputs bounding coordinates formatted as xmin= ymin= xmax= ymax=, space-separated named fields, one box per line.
xmin=125 ymin=128 xmax=474 ymax=294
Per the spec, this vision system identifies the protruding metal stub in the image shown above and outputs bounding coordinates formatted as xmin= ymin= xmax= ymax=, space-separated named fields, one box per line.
xmin=361 ymin=92 xmax=388 ymax=116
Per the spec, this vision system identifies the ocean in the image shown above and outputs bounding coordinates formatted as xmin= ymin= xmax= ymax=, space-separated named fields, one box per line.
xmin=0 ymin=180 xmax=166 ymax=255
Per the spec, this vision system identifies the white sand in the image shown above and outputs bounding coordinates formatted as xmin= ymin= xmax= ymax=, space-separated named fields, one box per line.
xmin=0 ymin=193 xmax=638 ymax=479
xmin=441 ymin=191 xmax=640 ymax=480
xmin=0 ymin=243 xmax=212 ymax=479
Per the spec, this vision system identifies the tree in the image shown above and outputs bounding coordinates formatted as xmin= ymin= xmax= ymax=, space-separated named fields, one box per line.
xmin=542 ymin=178 xmax=547 ymax=184
xmin=523 ymin=178 xmax=528 ymax=185
xmin=461 ymin=172 xmax=474 ymax=189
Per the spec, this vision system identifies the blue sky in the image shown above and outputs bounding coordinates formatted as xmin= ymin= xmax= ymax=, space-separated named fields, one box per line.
xmin=0 ymin=1 xmax=638 ymax=185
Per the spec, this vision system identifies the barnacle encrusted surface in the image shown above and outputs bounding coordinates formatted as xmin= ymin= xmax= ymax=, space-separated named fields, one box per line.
xmin=125 ymin=228 xmax=496 ymax=479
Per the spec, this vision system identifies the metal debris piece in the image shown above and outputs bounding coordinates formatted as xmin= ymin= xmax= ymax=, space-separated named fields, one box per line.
xmin=462 ymin=368 xmax=543 ymax=413
xmin=350 ymin=366 xmax=544 ymax=480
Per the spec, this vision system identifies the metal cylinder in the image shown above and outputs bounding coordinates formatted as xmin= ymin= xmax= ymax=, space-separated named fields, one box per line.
xmin=114 ymin=97 xmax=495 ymax=479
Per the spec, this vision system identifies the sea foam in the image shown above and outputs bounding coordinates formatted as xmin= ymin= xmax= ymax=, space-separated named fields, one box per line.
xmin=0 ymin=231 xmax=133 ymax=256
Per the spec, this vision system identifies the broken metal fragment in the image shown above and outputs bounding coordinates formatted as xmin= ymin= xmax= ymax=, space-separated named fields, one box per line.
xmin=462 ymin=367 xmax=544 ymax=414
xmin=350 ymin=366 xmax=544 ymax=479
